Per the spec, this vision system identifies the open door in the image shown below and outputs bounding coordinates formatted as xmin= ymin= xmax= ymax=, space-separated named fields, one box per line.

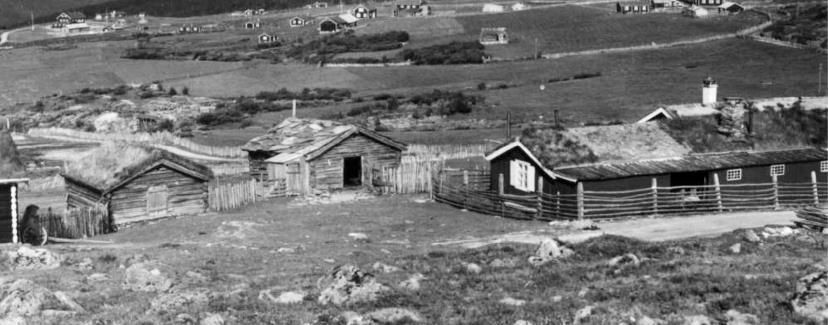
xmin=343 ymin=156 xmax=362 ymax=187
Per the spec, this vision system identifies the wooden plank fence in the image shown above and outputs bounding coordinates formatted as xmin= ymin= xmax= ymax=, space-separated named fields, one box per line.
xmin=434 ymin=170 xmax=828 ymax=221
xmin=208 ymin=178 xmax=258 ymax=211
xmin=42 ymin=205 xmax=112 ymax=239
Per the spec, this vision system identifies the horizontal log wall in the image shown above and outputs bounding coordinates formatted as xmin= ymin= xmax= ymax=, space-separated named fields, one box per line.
xmin=310 ymin=134 xmax=401 ymax=191
xmin=109 ymin=166 xmax=208 ymax=224
xmin=65 ymin=178 xmax=104 ymax=209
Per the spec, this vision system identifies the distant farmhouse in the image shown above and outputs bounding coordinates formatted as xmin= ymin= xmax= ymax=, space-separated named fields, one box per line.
xmin=306 ymin=1 xmax=329 ymax=8
xmin=512 ymin=2 xmax=528 ymax=10
xmin=690 ymin=0 xmax=723 ymax=6
xmin=242 ymin=118 xmax=406 ymax=194
xmin=290 ymin=15 xmax=313 ymax=27
xmin=244 ymin=8 xmax=267 ymax=16
xmin=319 ymin=14 xmax=359 ymax=33
xmin=718 ymin=1 xmax=744 ymax=14
xmin=353 ymin=5 xmax=379 ymax=19
xmin=651 ymin=0 xmax=684 ymax=10
xmin=483 ymin=3 xmax=505 ymax=12
xmin=245 ymin=20 xmax=262 ymax=29
xmin=683 ymin=5 xmax=710 ymax=17
xmin=394 ymin=0 xmax=430 ymax=16
xmin=258 ymin=32 xmax=278 ymax=44
xmin=480 ymin=27 xmax=509 ymax=45
xmin=616 ymin=1 xmax=650 ymax=14
xmin=54 ymin=11 xmax=86 ymax=28
xmin=62 ymin=145 xmax=213 ymax=225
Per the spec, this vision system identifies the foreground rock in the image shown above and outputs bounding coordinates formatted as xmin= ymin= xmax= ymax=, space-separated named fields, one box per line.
xmin=528 ymin=239 xmax=573 ymax=266
xmin=724 ymin=309 xmax=759 ymax=324
xmin=149 ymin=288 xmax=210 ymax=314
xmin=366 ymin=308 xmax=423 ymax=323
xmin=318 ymin=265 xmax=389 ymax=305
xmin=258 ymin=288 xmax=306 ymax=304
xmin=7 ymin=246 xmax=61 ymax=270
xmin=791 ymin=271 xmax=828 ymax=322
xmin=682 ymin=315 xmax=712 ymax=325
xmin=0 ymin=279 xmax=81 ymax=320
xmin=399 ymin=273 xmax=425 ymax=291
xmin=123 ymin=262 xmax=173 ymax=293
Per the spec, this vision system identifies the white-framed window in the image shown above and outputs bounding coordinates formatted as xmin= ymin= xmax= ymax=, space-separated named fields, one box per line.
xmin=821 ymin=160 xmax=828 ymax=173
xmin=509 ymin=159 xmax=535 ymax=192
xmin=726 ymin=169 xmax=742 ymax=181
xmin=770 ymin=164 xmax=785 ymax=177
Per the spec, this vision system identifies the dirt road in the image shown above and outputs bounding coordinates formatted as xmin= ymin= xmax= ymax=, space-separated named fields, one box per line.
xmin=600 ymin=210 xmax=797 ymax=241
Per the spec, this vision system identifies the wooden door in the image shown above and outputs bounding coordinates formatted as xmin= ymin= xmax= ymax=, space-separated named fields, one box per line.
xmin=286 ymin=163 xmax=302 ymax=195
xmin=146 ymin=185 xmax=168 ymax=218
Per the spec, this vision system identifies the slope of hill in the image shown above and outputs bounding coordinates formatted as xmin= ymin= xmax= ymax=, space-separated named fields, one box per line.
xmin=0 ymin=0 xmax=111 ymax=29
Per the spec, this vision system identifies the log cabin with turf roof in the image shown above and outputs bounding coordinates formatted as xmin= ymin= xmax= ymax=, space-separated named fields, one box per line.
xmin=242 ymin=118 xmax=406 ymax=194
xmin=0 ymin=131 xmax=28 ymax=244
xmin=61 ymin=144 xmax=213 ymax=225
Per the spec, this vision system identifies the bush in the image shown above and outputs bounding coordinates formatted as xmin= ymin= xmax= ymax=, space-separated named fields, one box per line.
xmin=400 ymin=41 xmax=486 ymax=65
xmin=182 ymin=87 xmax=190 ymax=95
xmin=168 ymin=87 xmax=177 ymax=96
xmin=477 ymin=82 xmax=486 ymax=90
xmin=287 ymin=31 xmax=410 ymax=62
xmin=195 ymin=109 xmax=245 ymax=126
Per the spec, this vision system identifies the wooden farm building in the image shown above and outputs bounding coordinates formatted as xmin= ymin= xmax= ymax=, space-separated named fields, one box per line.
xmin=353 ymin=5 xmax=378 ymax=19
xmin=480 ymin=27 xmax=509 ymax=45
xmin=290 ymin=15 xmax=312 ymax=27
xmin=683 ymin=5 xmax=710 ymax=17
xmin=0 ymin=131 xmax=28 ymax=244
xmin=652 ymin=0 xmax=684 ymax=9
xmin=258 ymin=32 xmax=278 ymax=44
xmin=718 ymin=2 xmax=744 ymax=14
xmin=242 ymin=118 xmax=406 ymax=194
xmin=318 ymin=14 xmax=358 ymax=33
xmin=617 ymin=1 xmax=650 ymax=13
xmin=394 ymin=0 xmax=430 ymax=16
xmin=62 ymin=144 xmax=213 ymax=225
xmin=56 ymin=11 xmax=86 ymax=26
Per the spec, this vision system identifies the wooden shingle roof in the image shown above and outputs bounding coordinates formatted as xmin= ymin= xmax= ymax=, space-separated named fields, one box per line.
xmin=243 ymin=118 xmax=406 ymax=160
xmin=554 ymin=148 xmax=827 ymax=181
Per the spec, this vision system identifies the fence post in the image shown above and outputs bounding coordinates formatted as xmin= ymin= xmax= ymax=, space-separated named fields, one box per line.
xmin=498 ymin=173 xmax=504 ymax=196
xmin=713 ymin=173 xmax=723 ymax=213
xmin=651 ymin=177 xmax=658 ymax=216
xmin=772 ymin=174 xmax=779 ymax=210
xmin=812 ymin=171 xmax=819 ymax=205
xmin=463 ymin=170 xmax=469 ymax=210
xmin=536 ymin=177 xmax=544 ymax=220
xmin=576 ymin=182 xmax=584 ymax=220
xmin=427 ymin=164 xmax=433 ymax=200
xmin=556 ymin=191 xmax=561 ymax=219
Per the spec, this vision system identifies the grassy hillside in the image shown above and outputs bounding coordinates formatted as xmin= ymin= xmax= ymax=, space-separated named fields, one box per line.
xmin=0 ymin=0 xmax=110 ymax=29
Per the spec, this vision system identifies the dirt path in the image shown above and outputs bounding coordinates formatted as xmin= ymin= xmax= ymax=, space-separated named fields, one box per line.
xmin=599 ymin=210 xmax=797 ymax=241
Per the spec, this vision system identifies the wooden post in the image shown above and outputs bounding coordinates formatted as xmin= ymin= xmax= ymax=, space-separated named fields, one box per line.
xmin=556 ymin=191 xmax=561 ymax=219
xmin=651 ymin=177 xmax=658 ymax=216
xmin=576 ymin=182 xmax=584 ymax=220
xmin=427 ymin=164 xmax=433 ymax=199
xmin=10 ymin=185 xmax=17 ymax=244
xmin=713 ymin=173 xmax=723 ymax=213
xmin=463 ymin=170 xmax=469 ymax=210
xmin=772 ymin=174 xmax=779 ymax=210
xmin=498 ymin=173 xmax=504 ymax=196
xmin=812 ymin=171 xmax=819 ymax=205
xmin=536 ymin=177 xmax=544 ymax=220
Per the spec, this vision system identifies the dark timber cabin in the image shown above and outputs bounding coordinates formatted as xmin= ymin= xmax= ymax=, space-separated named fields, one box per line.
xmin=242 ymin=118 xmax=406 ymax=194
xmin=61 ymin=145 xmax=213 ymax=225
xmin=0 ymin=131 xmax=28 ymax=243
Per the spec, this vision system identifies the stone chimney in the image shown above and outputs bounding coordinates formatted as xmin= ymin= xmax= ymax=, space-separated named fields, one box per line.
xmin=717 ymin=97 xmax=748 ymax=139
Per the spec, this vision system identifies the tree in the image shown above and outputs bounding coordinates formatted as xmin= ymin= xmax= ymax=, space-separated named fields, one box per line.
xmin=168 ymin=87 xmax=178 ymax=96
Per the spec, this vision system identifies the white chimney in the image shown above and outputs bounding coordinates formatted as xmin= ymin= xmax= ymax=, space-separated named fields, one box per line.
xmin=702 ymin=76 xmax=717 ymax=105
xmin=292 ymin=99 xmax=297 ymax=118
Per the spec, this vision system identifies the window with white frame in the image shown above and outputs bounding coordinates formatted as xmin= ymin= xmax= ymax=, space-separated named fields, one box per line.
xmin=821 ymin=161 xmax=828 ymax=173
xmin=726 ymin=169 xmax=742 ymax=181
xmin=770 ymin=164 xmax=785 ymax=177
xmin=510 ymin=159 xmax=535 ymax=192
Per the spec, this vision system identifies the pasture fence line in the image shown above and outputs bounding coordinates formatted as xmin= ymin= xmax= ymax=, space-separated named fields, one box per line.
xmin=208 ymin=177 xmax=258 ymax=211
xmin=28 ymin=127 xmax=246 ymax=158
xmin=434 ymin=170 xmax=828 ymax=221
xmin=42 ymin=205 xmax=112 ymax=239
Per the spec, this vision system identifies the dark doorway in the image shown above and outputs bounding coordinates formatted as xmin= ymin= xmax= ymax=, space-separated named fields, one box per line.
xmin=343 ymin=156 xmax=362 ymax=187
xmin=670 ymin=171 xmax=708 ymax=198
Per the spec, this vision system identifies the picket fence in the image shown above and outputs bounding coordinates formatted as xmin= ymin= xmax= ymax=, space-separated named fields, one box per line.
xmin=433 ymin=170 xmax=828 ymax=220
xmin=42 ymin=205 xmax=112 ymax=239
xmin=28 ymin=127 xmax=245 ymax=158
xmin=208 ymin=178 xmax=258 ymax=211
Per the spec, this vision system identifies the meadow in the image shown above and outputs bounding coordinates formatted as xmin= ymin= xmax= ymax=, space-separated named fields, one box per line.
xmin=8 ymin=194 xmax=826 ymax=324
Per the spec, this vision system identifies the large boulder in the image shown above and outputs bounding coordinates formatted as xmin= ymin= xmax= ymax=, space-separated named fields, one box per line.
xmin=0 ymin=279 xmax=58 ymax=317
xmin=365 ymin=308 xmax=423 ymax=323
xmin=791 ymin=271 xmax=828 ymax=322
xmin=724 ymin=309 xmax=759 ymax=325
xmin=123 ymin=262 xmax=174 ymax=293
xmin=528 ymin=239 xmax=573 ymax=267
xmin=7 ymin=246 xmax=61 ymax=270
xmin=317 ymin=265 xmax=389 ymax=306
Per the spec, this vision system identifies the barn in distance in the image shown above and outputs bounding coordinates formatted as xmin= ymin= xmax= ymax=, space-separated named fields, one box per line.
xmin=61 ymin=143 xmax=213 ymax=225
xmin=242 ymin=118 xmax=406 ymax=195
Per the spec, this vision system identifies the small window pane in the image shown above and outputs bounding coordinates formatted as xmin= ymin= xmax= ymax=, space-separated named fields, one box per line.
xmin=770 ymin=164 xmax=785 ymax=176
xmin=820 ymin=161 xmax=828 ymax=173
xmin=726 ymin=169 xmax=742 ymax=181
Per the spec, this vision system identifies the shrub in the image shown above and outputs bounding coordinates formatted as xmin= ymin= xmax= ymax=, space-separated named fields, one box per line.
xmin=477 ymin=82 xmax=486 ymax=90
xmin=400 ymin=41 xmax=486 ymax=65
xmin=182 ymin=87 xmax=190 ymax=95
xmin=168 ymin=87 xmax=177 ymax=96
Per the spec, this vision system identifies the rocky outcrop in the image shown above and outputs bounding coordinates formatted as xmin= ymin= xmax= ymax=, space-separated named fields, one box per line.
xmin=123 ymin=262 xmax=174 ymax=293
xmin=528 ymin=239 xmax=574 ymax=267
xmin=317 ymin=265 xmax=389 ymax=306
xmin=791 ymin=271 xmax=828 ymax=322
xmin=7 ymin=246 xmax=61 ymax=271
